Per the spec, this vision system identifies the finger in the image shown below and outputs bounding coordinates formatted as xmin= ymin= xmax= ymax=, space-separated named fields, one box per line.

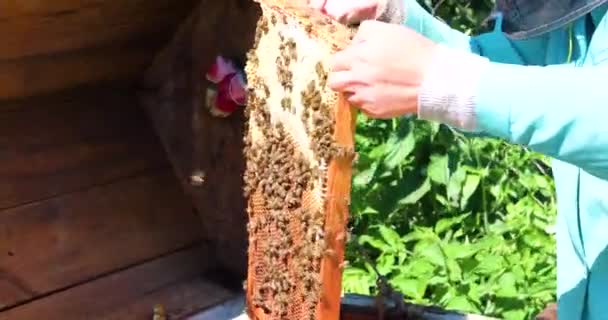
xmin=344 ymin=11 xmax=374 ymax=25
xmin=343 ymin=2 xmax=378 ymax=25
xmin=308 ymin=0 xmax=327 ymax=10
xmin=352 ymin=20 xmax=383 ymax=43
xmin=346 ymin=89 xmax=389 ymax=119
xmin=345 ymin=91 xmax=366 ymax=105
xmin=327 ymin=71 xmax=362 ymax=92
xmin=349 ymin=99 xmax=380 ymax=118
xmin=323 ymin=1 xmax=351 ymax=23
xmin=328 ymin=49 xmax=356 ymax=72
xmin=344 ymin=92 xmax=372 ymax=115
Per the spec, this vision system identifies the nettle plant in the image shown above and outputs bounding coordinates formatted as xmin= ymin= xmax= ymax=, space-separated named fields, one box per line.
xmin=344 ymin=116 xmax=557 ymax=319
xmin=343 ymin=2 xmax=558 ymax=319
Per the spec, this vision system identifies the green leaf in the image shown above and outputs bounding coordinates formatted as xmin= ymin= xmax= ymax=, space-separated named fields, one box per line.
xmin=488 ymin=221 xmax=512 ymax=235
xmin=415 ymin=241 xmax=445 ymax=267
xmin=358 ymin=206 xmax=379 ymax=216
xmin=406 ymin=259 xmax=436 ymax=277
xmin=358 ymin=235 xmax=390 ymax=251
xmin=353 ymin=162 xmax=378 ymax=188
xmin=384 ymin=132 xmax=416 ymax=169
xmin=446 ymin=296 xmax=479 ymax=314
xmin=390 ymin=275 xmax=427 ymax=300
xmin=496 ymin=272 xmax=518 ymax=298
xmin=377 ymin=225 xmax=402 ymax=249
xmin=443 ymin=242 xmax=479 ymax=260
xmin=368 ymin=144 xmax=387 ymax=160
xmin=427 ymin=154 xmax=449 ymax=185
xmin=435 ymin=213 xmax=470 ymax=235
xmin=398 ymin=178 xmax=431 ymax=205
xmin=475 ymin=255 xmax=505 ymax=275
xmin=402 ymin=227 xmax=435 ymax=243
xmin=502 ymin=309 xmax=528 ymax=320
xmin=460 ymin=173 xmax=481 ymax=208
xmin=446 ymin=258 xmax=462 ymax=281
xmin=376 ymin=253 xmax=396 ymax=275
xmin=342 ymin=267 xmax=375 ymax=295
xmin=447 ymin=166 xmax=467 ymax=204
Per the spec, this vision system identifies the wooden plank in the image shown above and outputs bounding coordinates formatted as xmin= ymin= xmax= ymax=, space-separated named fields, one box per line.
xmin=0 ymin=38 xmax=165 ymax=100
xmin=0 ymin=0 xmax=106 ymax=19
xmin=0 ymin=171 xmax=202 ymax=310
xmin=317 ymin=91 xmax=358 ymax=320
xmin=0 ymin=0 xmax=198 ymax=60
xmin=0 ymin=245 xmax=231 ymax=320
xmin=0 ymin=87 xmax=168 ymax=209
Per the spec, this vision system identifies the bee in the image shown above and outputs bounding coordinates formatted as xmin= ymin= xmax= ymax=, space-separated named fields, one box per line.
xmin=324 ymin=248 xmax=337 ymax=259
xmin=339 ymin=260 xmax=349 ymax=270
xmin=281 ymin=97 xmax=292 ymax=111
xmin=153 ymin=304 xmax=167 ymax=320
xmin=335 ymin=231 xmax=350 ymax=243
xmin=189 ymin=170 xmax=206 ymax=187
xmin=298 ymin=10 xmax=311 ymax=19
xmin=315 ymin=62 xmax=325 ymax=77
xmin=305 ymin=23 xmax=313 ymax=34
xmin=289 ymin=50 xmax=298 ymax=63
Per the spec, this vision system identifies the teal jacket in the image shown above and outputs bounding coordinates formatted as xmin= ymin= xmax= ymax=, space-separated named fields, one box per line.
xmin=402 ymin=2 xmax=608 ymax=319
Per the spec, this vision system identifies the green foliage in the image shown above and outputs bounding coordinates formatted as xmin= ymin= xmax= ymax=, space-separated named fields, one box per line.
xmin=342 ymin=2 xmax=558 ymax=319
xmin=418 ymin=0 xmax=496 ymax=34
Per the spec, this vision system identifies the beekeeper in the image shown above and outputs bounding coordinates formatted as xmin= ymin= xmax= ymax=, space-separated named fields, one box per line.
xmin=309 ymin=0 xmax=608 ymax=319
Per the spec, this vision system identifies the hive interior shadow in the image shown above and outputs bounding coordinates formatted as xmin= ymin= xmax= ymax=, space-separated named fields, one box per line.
xmin=138 ymin=0 xmax=262 ymax=278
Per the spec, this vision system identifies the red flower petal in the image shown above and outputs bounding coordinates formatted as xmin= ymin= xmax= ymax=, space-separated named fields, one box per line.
xmin=205 ymin=56 xmax=238 ymax=83
xmin=228 ymin=73 xmax=248 ymax=106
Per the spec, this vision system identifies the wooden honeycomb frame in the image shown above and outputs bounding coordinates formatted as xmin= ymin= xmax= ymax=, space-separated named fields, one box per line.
xmin=242 ymin=1 xmax=357 ymax=319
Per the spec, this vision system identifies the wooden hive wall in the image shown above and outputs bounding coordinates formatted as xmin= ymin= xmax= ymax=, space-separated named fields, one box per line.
xmin=0 ymin=85 xmax=210 ymax=316
xmin=0 ymin=0 xmax=198 ymax=101
xmin=140 ymin=0 xmax=262 ymax=278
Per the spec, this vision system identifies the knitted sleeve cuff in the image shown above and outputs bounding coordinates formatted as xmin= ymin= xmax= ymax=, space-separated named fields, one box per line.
xmin=375 ymin=0 xmax=405 ymax=24
xmin=417 ymin=45 xmax=491 ymax=132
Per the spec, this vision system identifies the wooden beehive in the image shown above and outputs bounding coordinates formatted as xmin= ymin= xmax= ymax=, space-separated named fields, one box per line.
xmin=242 ymin=1 xmax=358 ymax=319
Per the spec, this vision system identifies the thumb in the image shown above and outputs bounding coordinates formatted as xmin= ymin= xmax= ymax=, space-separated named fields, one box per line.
xmin=308 ymin=0 xmax=327 ymax=10
xmin=352 ymin=20 xmax=383 ymax=43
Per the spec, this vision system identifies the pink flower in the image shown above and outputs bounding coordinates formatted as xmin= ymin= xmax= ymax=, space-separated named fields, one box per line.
xmin=205 ymin=56 xmax=248 ymax=117
xmin=228 ymin=72 xmax=247 ymax=106
xmin=215 ymin=75 xmax=239 ymax=114
xmin=206 ymin=56 xmax=238 ymax=84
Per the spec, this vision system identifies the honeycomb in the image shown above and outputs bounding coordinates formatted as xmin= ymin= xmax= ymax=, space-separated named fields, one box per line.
xmin=242 ymin=1 xmax=358 ymax=319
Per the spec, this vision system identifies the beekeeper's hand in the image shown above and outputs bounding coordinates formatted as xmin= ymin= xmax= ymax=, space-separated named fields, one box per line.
xmin=308 ymin=0 xmax=404 ymax=25
xmin=327 ymin=20 xmax=437 ymax=118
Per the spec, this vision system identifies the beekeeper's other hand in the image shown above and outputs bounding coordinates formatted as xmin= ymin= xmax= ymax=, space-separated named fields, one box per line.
xmin=308 ymin=0 xmax=404 ymax=25
xmin=327 ymin=20 xmax=437 ymax=119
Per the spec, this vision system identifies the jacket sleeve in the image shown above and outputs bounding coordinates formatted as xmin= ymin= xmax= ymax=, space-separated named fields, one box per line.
xmin=473 ymin=62 xmax=608 ymax=180
xmin=398 ymin=0 xmax=548 ymax=64
xmin=399 ymin=0 xmax=473 ymax=51
xmin=418 ymin=40 xmax=608 ymax=180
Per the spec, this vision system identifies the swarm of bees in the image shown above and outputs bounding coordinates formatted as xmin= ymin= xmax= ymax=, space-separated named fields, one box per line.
xmin=242 ymin=2 xmax=357 ymax=319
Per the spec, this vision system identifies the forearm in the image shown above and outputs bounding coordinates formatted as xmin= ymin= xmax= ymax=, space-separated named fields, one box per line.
xmin=402 ymin=0 xmax=473 ymax=50
xmin=378 ymin=0 xmax=472 ymax=50
xmin=419 ymin=45 xmax=608 ymax=179
xmin=381 ymin=0 xmax=539 ymax=65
